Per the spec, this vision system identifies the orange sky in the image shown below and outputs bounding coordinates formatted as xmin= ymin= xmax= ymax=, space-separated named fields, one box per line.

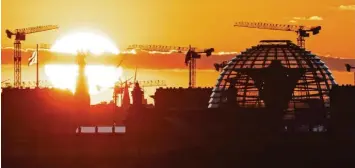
xmin=2 ymin=0 xmax=355 ymax=58
xmin=2 ymin=0 xmax=355 ymax=104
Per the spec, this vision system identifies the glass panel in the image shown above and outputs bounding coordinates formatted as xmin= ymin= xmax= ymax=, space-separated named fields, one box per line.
xmin=98 ymin=127 xmax=113 ymax=133
xmin=114 ymin=126 xmax=126 ymax=133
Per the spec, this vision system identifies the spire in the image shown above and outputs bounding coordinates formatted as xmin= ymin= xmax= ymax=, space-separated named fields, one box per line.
xmin=75 ymin=52 xmax=90 ymax=111
xmin=132 ymin=82 xmax=144 ymax=106
xmin=122 ymin=81 xmax=131 ymax=108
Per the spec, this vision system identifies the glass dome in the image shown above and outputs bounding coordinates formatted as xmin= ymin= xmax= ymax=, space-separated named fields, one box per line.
xmin=208 ymin=40 xmax=336 ymax=111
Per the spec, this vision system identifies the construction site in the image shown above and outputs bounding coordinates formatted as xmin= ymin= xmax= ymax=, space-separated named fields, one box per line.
xmin=2 ymin=21 xmax=355 ymax=167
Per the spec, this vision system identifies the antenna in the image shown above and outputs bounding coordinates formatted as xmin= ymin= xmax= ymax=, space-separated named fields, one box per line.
xmin=134 ymin=66 xmax=138 ymax=84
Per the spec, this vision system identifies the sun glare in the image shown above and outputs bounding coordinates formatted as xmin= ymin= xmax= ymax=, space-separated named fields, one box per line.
xmin=44 ymin=64 xmax=123 ymax=95
xmin=50 ymin=32 xmax=120 ymax=55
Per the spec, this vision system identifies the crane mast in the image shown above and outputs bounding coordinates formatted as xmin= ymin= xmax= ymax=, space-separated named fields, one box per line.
xmin=127 ymin=44 xmax=214 ymax=88
xmin=5 ymin=25 xmax=59 ymax=88
xmin=234 ymin=21 xmax=321 ymax=49
xmin=185 ymin=45 xmax=199 ymax=88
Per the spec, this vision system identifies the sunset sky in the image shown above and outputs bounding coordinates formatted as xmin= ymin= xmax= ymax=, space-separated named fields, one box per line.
xmin=1 ymin=0 xmax=355 ymax=104
xmin=2 ymin=0 xmax=355 ymax=58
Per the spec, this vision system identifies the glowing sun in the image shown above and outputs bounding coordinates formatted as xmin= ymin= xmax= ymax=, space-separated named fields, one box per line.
xmin=44 ymin=64 xmax=123 ymax=95
xmin=50 ymin=32 xmax=120 ymax=55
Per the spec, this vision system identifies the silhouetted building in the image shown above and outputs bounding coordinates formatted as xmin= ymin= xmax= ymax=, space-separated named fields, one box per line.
xmin=330 ymin=84 xmax=355 ymax=135
xmin=74 ymin=52 xmax=90 ymax=112
xmin=131 ymin=82 xmax=144 ymax=107
xmin=294 ymin=99 xmax=327 ymax=128
xmin=142 ymin=98 xmax=148 ymax=105
xmin=4 ymin=40 xmax=355 ymax=168
xmin=1 ymin=88 xmax=77 ymax=137
xmin=152 ymin=87 xmax=213 ymax=110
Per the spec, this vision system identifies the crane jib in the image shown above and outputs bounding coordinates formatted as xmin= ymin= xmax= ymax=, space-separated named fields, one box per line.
xmin=233 ymin=21 xmax=321 ymax=49
xmin=234 ymin=21 xmax=319 ymax=32
xmin=14 ymin=25 xmax=59 ymax=34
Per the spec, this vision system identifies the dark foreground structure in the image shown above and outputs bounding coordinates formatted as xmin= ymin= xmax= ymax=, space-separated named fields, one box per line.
xmin=2 ymin=41 xmax=355 ymax=168
xmin=152 ymin=87 xmax=213 ymax=110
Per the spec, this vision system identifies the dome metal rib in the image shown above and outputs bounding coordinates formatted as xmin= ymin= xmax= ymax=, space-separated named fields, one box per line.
xmin=208 ymin=40 xmax=336 ymax=112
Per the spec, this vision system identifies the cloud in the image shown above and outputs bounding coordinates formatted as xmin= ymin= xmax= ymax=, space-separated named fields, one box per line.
xmin=339 ymin=5 xmax=355 ymax=11
xmin=289 ymin=20 xmax=297 ymax=23
xmin=2 ymin=48 xmax=355 ymax=72
xmin=1 ymin=47 xmax=50 ymax=52
xmin=293 ymin=17 xmax=307 ymax=20
xmin=317 ymin=56 xmax=355 ymax=72
xmin=216 ymin=52 xmax=240 ymax=55
xmin=308 ymin=16 xmax=323 ymax=20
xmin=292 ymin=16 xmax=323 ymax=21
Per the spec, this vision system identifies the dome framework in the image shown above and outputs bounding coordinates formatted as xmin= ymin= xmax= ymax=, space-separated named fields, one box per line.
xmin=209 ymin=40 xmax=336 ymax=112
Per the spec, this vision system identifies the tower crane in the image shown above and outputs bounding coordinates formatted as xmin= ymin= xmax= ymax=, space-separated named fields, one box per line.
xmin=214 ymin=61 xmax=228 ymax=72
xmin=127 ymin=44 xmax=214 ymax=88
xmin=5 ymin=25 xmax=59 ymax=88
xmin=234 ymin=22 xmax=321 ymax=49
xmin=345 ymin=64 xmax=355 ymax=72
xmin=345 ymin=64 xmax=355 ymax=85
